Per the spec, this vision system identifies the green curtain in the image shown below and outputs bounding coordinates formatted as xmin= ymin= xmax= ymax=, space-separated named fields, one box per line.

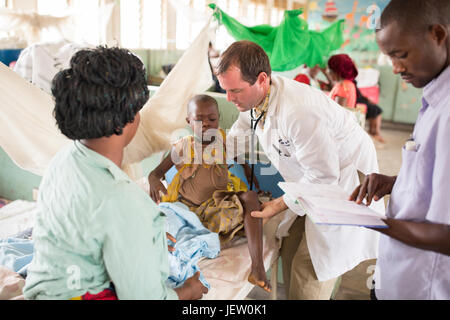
xmin=209 ymin=3 xmax=345 ymax=71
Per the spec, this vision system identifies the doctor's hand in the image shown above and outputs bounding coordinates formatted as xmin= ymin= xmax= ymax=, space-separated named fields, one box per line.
xmin=251 ymin=196 xmax=288 ymax=224
xmin=174 ymin=271 xmax=209 ymax=300
xmin=349 ymin=173 xmax=397 ymax=206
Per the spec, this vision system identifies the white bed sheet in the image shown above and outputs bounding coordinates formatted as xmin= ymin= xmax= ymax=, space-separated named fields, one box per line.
xmin=0 ymin=200 xmax=36 ymax=239
xmin=199 ymin=214 xmax=281 ymax=300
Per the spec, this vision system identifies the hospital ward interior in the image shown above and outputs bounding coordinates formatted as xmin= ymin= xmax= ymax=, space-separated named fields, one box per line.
xmin=0 ymin=0 xmax=443 ymax=301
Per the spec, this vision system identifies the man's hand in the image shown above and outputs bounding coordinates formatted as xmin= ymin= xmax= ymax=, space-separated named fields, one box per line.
xmin=349 ymin=173 xmax=397 ymax=206
xmin=251 ymin=196 xmax=288 ymax=224
xmin=368 ymin=218 xmax=450 ymax=256
xmin=174 ymin=272 xmax=209 ymax=300
xmin=149 ymin=176 xmax=168 ymax=204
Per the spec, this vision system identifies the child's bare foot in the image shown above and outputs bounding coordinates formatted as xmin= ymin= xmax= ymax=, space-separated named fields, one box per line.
xmin=248 ymin=267 xmax=271 ymax=293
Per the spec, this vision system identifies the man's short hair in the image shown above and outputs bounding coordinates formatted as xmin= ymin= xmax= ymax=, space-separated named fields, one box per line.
xmin=379 ymin=0 xmax=450 ymax=32
xmin=52 ymin=46 xmax=149 ymax=140
xmin=217 ymin=40 xmax=271 ymax=85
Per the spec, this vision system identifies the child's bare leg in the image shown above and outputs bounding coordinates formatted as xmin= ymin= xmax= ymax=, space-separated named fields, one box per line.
xmin=238 ymin=191 xmax=271 ymax=293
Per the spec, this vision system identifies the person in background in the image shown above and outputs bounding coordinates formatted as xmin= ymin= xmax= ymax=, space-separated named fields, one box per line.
xmin=327 ymin=54 xmax=386 ymax=143
xmin=350 ymin=0 xmax=450 ymax=300
xmin=355 ymin=84 xmax=385 ymax=143
xmin=327 ymin=54 xmax=359 ymax=109
xmin=23 ymin=47 xmax=207 ymax=300
xmin=208 ymin=41 xmax=226 ymax=94
xmin=294 ymin=64 xmax=322 ymax=89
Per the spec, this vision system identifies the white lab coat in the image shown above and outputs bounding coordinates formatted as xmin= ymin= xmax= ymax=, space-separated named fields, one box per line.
xmin=227 ymin=75 xmax=384 ymax=281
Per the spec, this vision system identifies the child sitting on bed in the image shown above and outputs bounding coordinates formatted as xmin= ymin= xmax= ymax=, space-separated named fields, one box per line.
xmin=148 ymin=94 xmax=271 ymax=293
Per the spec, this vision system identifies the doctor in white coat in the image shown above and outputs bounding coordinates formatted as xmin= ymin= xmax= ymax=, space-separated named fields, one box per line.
xmin=217 ymin=41 xmax=384 ymax=300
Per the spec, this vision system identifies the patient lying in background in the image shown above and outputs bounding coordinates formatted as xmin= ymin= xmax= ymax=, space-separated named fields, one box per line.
xmin=148 ymin=94 xmax=271 ymax=292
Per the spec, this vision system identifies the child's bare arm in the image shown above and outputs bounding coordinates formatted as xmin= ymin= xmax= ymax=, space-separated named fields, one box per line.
xmin=148 ymin=151 xmax=175 ymax=203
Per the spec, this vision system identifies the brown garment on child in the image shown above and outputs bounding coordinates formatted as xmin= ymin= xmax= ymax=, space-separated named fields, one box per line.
xmin=166 ymin=132 xmax=247 ymax=244
xmin=177 ymin=164 xmax=246 ymax=244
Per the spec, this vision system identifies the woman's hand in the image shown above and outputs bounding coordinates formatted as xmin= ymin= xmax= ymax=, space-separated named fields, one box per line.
xmin=174 ymin=271 xmax=209 ymax=300
xmin=349 ymin=173 xmax=397 ymax=206
xmin=148 ymin=176 xmax=167 ymax=204
xmin=166 ymin=232 xmax=176 ymax=252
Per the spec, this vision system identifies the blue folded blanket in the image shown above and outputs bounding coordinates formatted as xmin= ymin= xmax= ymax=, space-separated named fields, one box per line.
xmin=159 ymin=202 xmax=220 ymax=289
xmin=0 ymin=205 xmax=220 ymax=290
xmin=0 ymin=237 xmax=34 ymax=277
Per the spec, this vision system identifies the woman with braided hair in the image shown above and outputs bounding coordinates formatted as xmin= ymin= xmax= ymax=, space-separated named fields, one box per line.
xmin=23 ymin=47 xmax=207 ymax=300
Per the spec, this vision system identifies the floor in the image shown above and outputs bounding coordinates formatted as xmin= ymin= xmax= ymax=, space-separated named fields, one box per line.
xmin=246 ymin=123 xmax=414 ymax=300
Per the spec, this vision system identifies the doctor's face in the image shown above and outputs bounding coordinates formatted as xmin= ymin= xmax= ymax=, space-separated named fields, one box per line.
xmin=217 ymin=65 xmax=268 ymax=112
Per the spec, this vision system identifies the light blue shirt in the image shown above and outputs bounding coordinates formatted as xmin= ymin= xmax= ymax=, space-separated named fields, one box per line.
xmin=23 ymin=141 xmax=178 ymax=300
xmin=376 ymin=66 xmax=450 ymax=299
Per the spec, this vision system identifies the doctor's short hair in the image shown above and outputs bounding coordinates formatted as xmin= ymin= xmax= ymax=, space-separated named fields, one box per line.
xmin=217 ymin=40 xmax=272 ymax=85
xmin=52 ymin=46 xmax=149 ymax=140
xmin=379 ymin=0 xmax=450 ymax=32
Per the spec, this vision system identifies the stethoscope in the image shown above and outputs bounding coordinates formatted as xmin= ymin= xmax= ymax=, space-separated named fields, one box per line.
xmin=248 ymin=109 xmax=266 ymax=191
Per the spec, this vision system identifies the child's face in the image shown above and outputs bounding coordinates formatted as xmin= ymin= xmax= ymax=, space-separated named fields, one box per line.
xmin=186 ymin=101 xmax=220 ymax=141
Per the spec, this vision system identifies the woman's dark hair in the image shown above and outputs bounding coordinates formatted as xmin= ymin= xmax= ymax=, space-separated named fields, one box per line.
xmin=52 ymin=46 xmax=149 ymax=140
xmin=217 ymin=40 xmax=271 ymax=85
xmin=328 ymin=54 xmax=358 ymax=81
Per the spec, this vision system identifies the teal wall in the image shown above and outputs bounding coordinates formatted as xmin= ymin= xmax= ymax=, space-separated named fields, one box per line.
xmin=0 ymin=147 xmax=42 ymax=201
xmin=377 ymin=66 xmax=423 ymax=124
xmin=131 ymin=49 xmax=184 ymax=81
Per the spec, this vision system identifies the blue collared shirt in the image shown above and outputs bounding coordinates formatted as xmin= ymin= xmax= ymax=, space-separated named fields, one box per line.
xmin=376 ymin=66 xmax=450 ymax=300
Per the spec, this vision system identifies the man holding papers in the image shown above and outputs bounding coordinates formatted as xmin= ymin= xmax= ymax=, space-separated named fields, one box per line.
xmin=219 ymin=41 xmax=384 ymax=300
xmin=349 ymin=0 xmax=450 ymax=300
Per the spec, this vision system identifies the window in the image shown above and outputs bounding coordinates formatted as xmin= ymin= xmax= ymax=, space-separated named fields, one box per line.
xmin=175 ymin=0 xmax=208 ymax=49
xmin=34 ymin=0 xmax=105 ymax=45
xmin=5 ymin=0 xmax=305 ymax=50
xmin=121 ymin=0 xmax=164 ymax=49
xmin=37 ymin=0 xmax=69 ymax=15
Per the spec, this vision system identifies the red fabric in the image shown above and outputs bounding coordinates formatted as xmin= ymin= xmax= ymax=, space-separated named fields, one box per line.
xmin=328 ymin=54 xmax=358 ymax=81
xmin=82 ymin=288 xmax=118 ymax=300
xmin=294 ymin=73 xmax=311 ymax=85
xmin=330 ymin=80 xmax=357 ymax=108
xmin=359 ymin=86 xmax=380 ymax=104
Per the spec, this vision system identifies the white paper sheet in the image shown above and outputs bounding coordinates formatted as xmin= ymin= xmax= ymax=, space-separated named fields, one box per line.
xmin=279 ymin=182 xmax=387 ymax=228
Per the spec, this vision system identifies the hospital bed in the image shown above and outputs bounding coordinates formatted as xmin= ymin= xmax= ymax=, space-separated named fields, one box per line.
xmin=138 ymin=159 xmax=285 ymax=300
xmin=0 ymin=168 xmax=284 ymax=300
